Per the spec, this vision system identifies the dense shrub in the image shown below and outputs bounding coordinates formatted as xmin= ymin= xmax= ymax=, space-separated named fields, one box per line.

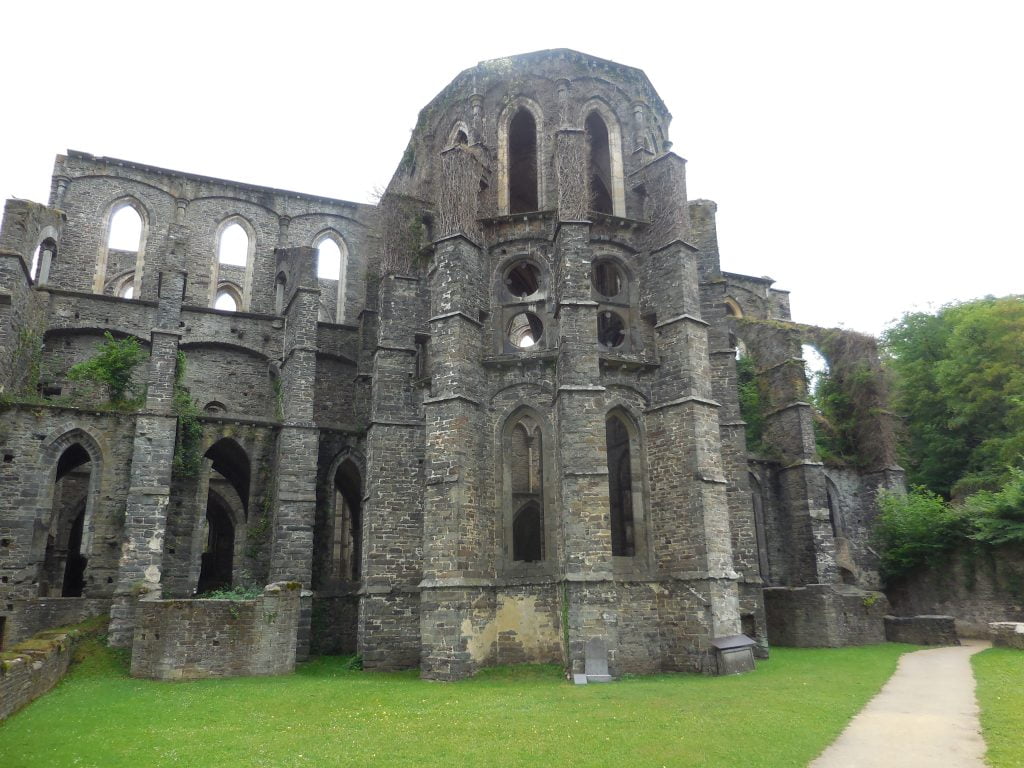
xmin=67 ymin=331 xmax=146 ymax=404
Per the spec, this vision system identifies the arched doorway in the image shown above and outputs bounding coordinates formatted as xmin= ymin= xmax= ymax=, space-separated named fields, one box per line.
xmin=41 ymin=443 xmax=93 ymax=596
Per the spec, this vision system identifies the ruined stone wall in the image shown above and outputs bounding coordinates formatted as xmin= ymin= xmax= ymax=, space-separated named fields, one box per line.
xmin=0 ymin=408 xmax=137 ymax=616
xmin=764 ymin=584 xmax=889 ymax=647
xmin=887 ymin=545 xmax=1024 ymax=637
xmin=50 ymin=151 xmax=376 ymax=317
xmin=0 ymin=199 xmax=63 ymax=394
xmin=130 ymin=582 xmax=301 ymax=679
xmin=388 ymin=49 xmax=671 ymax=221
xmin=4 ymin=597 xmax=110 ymax=647
xmin=0 ymin=627 xmax=78 ymax=720
xmin=178 ymin=344 xmax=277 ymax=418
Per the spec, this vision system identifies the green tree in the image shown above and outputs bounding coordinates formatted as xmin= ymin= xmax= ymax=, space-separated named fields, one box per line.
xmin=882 ymin=296 xmax=1024 ymax=498
xmin=67 ymin=332 xmax=147 ymax=404
xmin=874 ymin=487 xmax=969 ymax=581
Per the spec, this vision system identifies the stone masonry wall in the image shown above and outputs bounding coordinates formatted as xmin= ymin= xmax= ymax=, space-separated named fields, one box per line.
xmin=0 ymin=627 xmax=78 ymax=720
xmin=887 ymin=544 xmax=1024 ymax=638
xmin=4 ymin=598 xmax=110 ymax=648
xmin=130 ymin=582 xmax=301 ymax=679
xmin=764 ymin=584 xmax=889 ymax=647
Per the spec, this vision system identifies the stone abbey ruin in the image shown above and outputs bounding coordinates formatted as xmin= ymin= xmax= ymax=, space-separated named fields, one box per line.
xmin=0 ymin=50 xmax=905 ymax=681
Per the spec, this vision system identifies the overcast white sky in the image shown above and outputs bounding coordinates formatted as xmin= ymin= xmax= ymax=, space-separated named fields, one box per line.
xmin=2 ymin=1 xmax=1021 ymax=337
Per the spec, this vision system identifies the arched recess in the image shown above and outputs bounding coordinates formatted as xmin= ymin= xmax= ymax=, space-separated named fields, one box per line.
xmin=497 ymin=99 xmax=545 ymax=215
xmin=605 ymin=408 xmax=647 ymax=558
xmin=35 ymin=429 xmax=104 ymax=597
xmin=214 ymin=283 xmax=242 ymax=312
xmin=446 ymin=121 xmax=470 ymax=148
xmin=802 ymin=343 xmax=829 ymax=396
xmin=109 ymin=271 xmax=137 ymax=299
xmin=824 ymin=474 xmax=845 ymax=539
xmin=211 ymin=216 xmax=256 ymax=310
xmin=331 ymin=459 xmax=362 ymax=582
xmin=314 ymin=231 xmax=349 ymax=323
xmin=94 ymin=198 xmax=148 ymax=297
xmin=724 ymin=297 xmax=744 ymax=318
xmin=500 ymin=407 xmax=552 ymax=568
xmin=314 ymin=450 xmax=364 ymax=589
xmin=31 ymin=228 xmax=59 ymax=285
xmin=749 ymin=472 xmax=771 ymax=583
xmin=196 ymin=437 xmax=251 ymax=593
xmin=275 ymin=271 xmax=287 ymax=315
xmin=580 ymin=100 xmax=626 ymax=217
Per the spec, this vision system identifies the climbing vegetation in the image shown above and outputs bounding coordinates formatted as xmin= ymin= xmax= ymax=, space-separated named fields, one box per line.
xmin=67 ymin=331 xmax=146 ymax=405
xmin=171 ymin=351 xmax=203 ymax=477
xmin=736 ymin=354 xmax=766 ymax=452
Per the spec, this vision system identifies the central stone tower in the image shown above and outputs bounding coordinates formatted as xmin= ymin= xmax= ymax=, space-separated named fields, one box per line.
xmin=359 ymin=49 xmax=757 ymax=679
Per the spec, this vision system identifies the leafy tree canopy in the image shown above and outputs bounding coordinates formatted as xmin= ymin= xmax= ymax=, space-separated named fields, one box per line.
xmin=882 ymin=295 xmax=1024 ymax=498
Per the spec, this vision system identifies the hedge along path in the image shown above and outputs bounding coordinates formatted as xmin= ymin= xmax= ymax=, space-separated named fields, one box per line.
xmin=810 ymin=640 xmax=989 ymax=768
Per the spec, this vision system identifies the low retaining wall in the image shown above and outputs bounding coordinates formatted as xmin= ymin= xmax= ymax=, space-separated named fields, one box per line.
xmin=989 ymin=622 xmax=1024 ymax=650
xmin=1 ymin=628 xmax=78 ymax=720
xmin=764 ymin=584 xmax=889 ymax=647
xmin=884 ymin=615 xmax=959 ymax=645
xmin=4 ymin=598 xmax=111 ymax=647
xmin=886 ymin=544 xmax=1024 ymax=638
xmin=130 ymin=582 xmax=301 ymax=680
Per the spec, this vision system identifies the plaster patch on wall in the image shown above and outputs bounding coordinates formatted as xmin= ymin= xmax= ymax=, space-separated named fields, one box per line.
xmin=460 ymin=593 xmax=560 ymax=663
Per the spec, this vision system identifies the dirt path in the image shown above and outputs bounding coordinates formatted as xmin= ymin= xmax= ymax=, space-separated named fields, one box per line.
xmin=810 ymin=639 xmax=990 ymax=767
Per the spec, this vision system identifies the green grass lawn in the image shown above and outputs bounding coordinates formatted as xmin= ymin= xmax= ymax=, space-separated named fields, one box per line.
xmin=0 ymin=641 xmax=916 ymax=768
xmin=973 ymin=647 xmax=1024 ymax=768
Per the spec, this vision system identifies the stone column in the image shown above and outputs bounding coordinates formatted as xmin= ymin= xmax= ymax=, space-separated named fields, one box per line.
xmin=358 ymin=275 xmax=424 ymax=670
xmin=419 ymin=234 xmax=490 ymax=680
xmin=639 ymin=154 xmax=741 ymax=671
xmin=746 ymin=322 xmax=839 ymax=586
xmin=268 ymin=247 xmax=320 ymax=660
xmin=550 ymin=219 xmax=621 ymax=675
xmin=108 ymin=264 xmax=185 ymax=647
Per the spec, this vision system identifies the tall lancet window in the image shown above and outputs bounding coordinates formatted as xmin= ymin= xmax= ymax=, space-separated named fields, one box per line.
xmin=586 ymin=112 xmax=613 ymax=214
xmin=508 ymin=109 xmax=539 ymax=213
xmin=508 ymin=413 xmax=544 ymax=562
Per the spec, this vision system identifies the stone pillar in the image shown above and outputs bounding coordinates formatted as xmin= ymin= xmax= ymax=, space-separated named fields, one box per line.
xmin=555 ymin=130 xmax=588 ymax=222
xmin=702 ymin=279 xmax=769 ymax=653
xmin=53 ymin=176 xmax=69 ymax=209
xmin=419 ymin=234 xmax=489 ymax=680
xmin=268 ymin=247 xmax=320 ymax=660
xmin=108 ymin=266 xmax=185 ymax=647
xmin=748 ymin=323 xmax=839 ymax=586
xmin=550 ymin=220 xmax=620 ymax=675
xmin=643 ymin=226 xmax=742 ymax=670
xmin=358 ymin=275 xmax=424 ymax=670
